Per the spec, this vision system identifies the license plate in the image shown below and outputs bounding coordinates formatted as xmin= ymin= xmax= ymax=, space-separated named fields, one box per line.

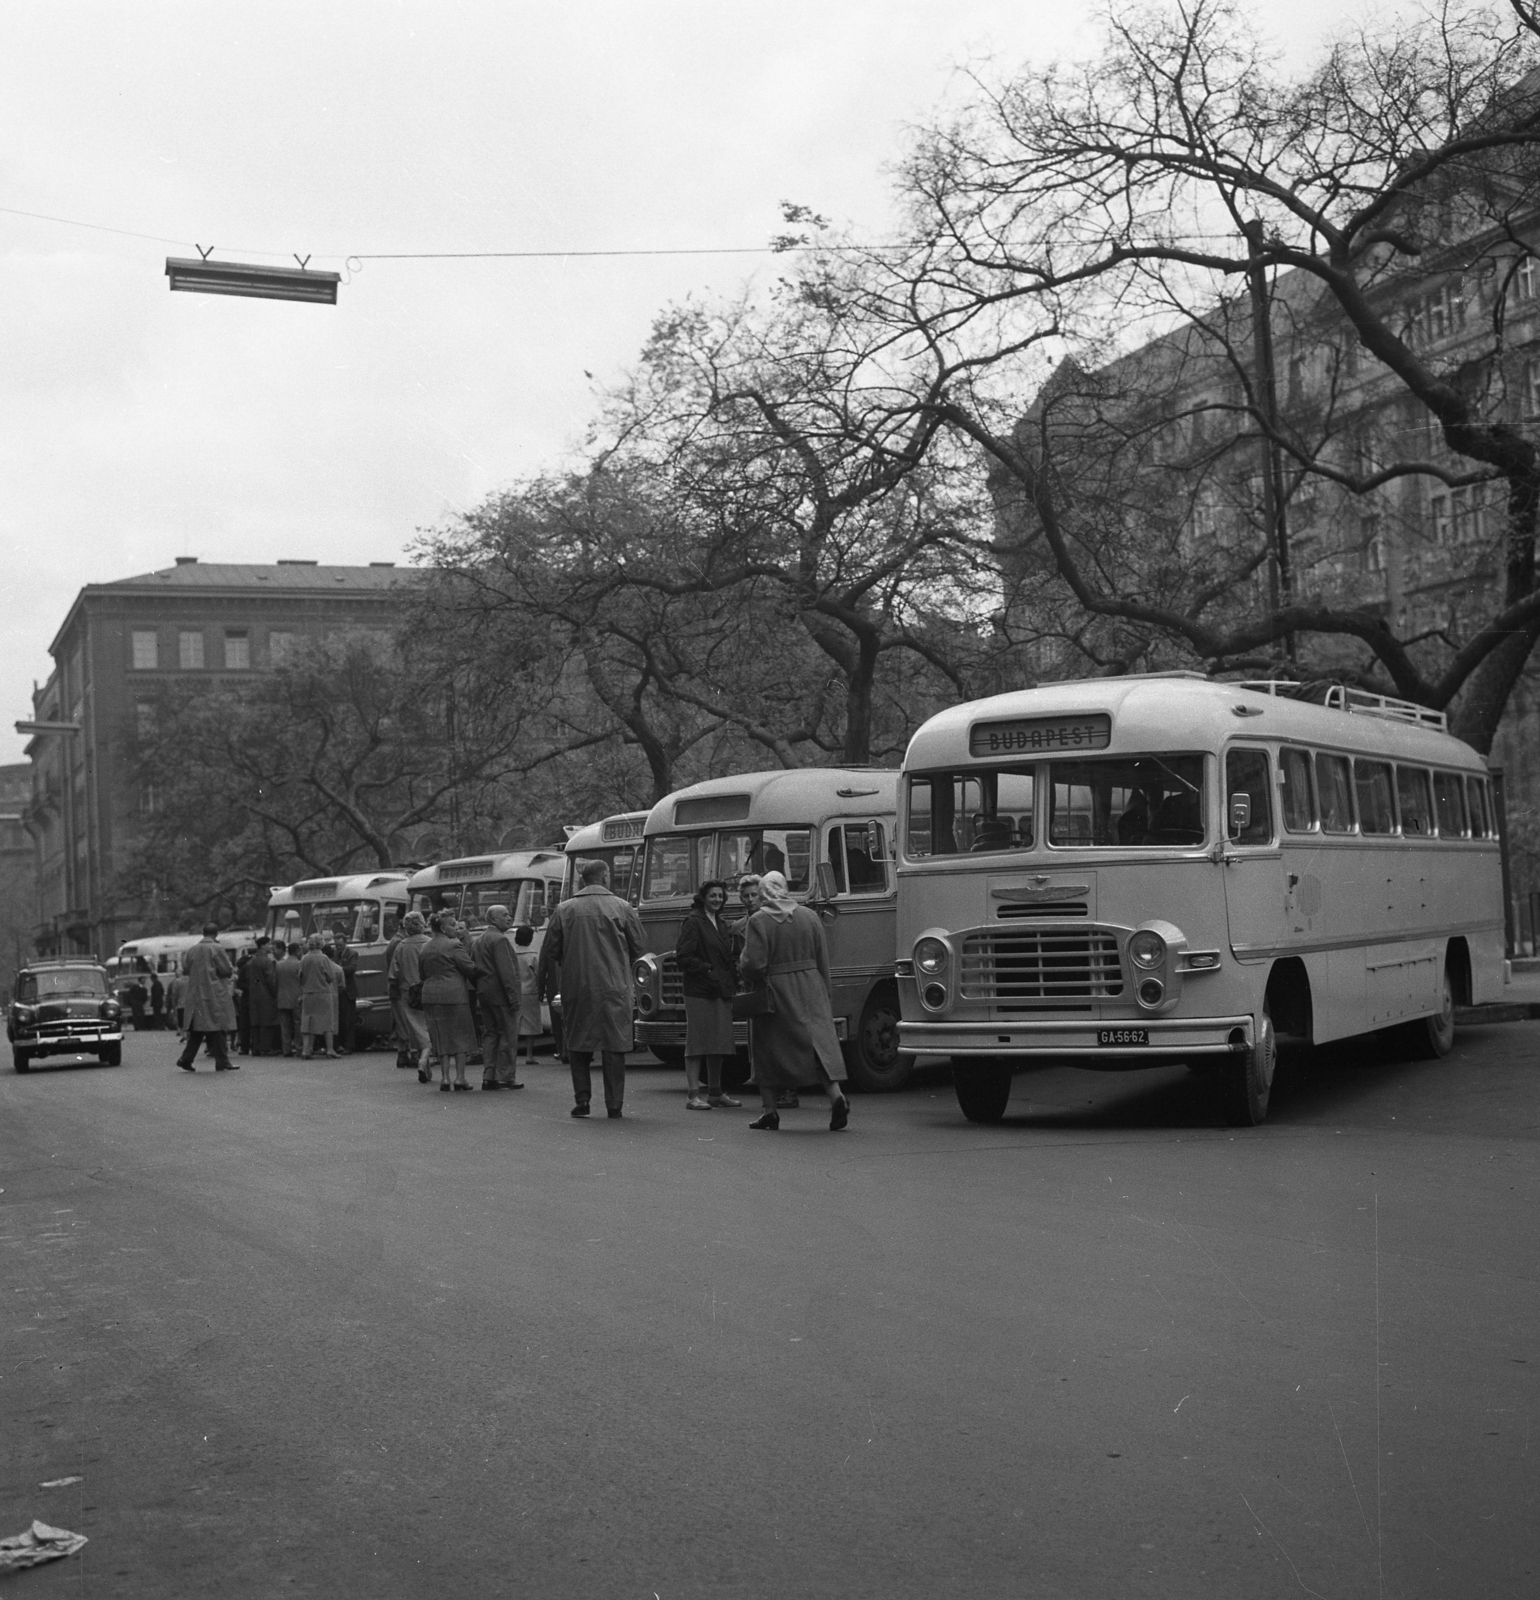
xmin=1098 ymin=1028 xmax=1149 ymax=1046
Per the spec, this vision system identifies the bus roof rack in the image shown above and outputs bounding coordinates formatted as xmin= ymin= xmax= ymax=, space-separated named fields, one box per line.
xmin=1237 ymin=680 xmax=1448 ymax=731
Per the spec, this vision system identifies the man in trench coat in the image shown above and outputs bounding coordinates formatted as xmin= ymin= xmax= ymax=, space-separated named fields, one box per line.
xmin=543 ymin=860 xmax=645 ymax=1117
xmin=176 ymin=924 xmax=237 ymax=1072
xmin=472 ymin=905 xmax=523 ymax=1089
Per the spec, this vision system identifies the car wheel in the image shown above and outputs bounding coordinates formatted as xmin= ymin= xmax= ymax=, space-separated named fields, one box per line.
xmin=99 ymin=1045 xmax=122 ymax=1066
xmin=1223 ymin=1004 xmax=1275 ymax=1126
xmin=842 ymin=984 xmax=914 ymax=1093
xmin=954 ymin=1057 xmax=1013 ymax=1123
xmin=13 ymin=1047 xmax=31 ymax=1074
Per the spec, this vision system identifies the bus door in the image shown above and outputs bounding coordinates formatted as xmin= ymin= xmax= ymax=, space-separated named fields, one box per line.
xmin=1221 ymin=746 xmax=1287 ymax=966
xmin=823 ymin=817 xmax=895 ymax=1011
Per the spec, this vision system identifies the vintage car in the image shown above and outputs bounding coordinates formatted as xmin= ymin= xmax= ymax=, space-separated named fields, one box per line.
xmin=7 ymin=958 xmax=123 ymax=1071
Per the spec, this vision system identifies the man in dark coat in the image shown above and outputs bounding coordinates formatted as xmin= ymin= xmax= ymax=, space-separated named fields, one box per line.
xmin=234 ymin=949 xmax=253 ymax=1054
xmin=472 ymin=905 xmax=523 ymax=1090
xmin=149 ymin=971 xmax=165 ymax=1029
xmin=274 ymin=943 xmax=303 ymax=1057
xmin=176 ymin=924 xmax=237 ymax=1072
xmin=331 ymin=925 xmax=359 ymax=1052
xmin=544 ymin=861 xmax=645 ymax=1118
xmin=246 ymin=937 xmax=280 ymax=1055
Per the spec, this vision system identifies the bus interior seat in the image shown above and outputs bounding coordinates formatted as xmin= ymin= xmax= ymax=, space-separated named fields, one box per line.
xmin=1149 ymin=791 xmax=1203 ymax=845
xmin=970 ymin=816 xmax=1014 ymax=852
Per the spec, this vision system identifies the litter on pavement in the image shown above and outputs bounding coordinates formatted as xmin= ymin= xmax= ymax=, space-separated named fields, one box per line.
xmin=0 ymin=1520 xmax=89 ymax=1570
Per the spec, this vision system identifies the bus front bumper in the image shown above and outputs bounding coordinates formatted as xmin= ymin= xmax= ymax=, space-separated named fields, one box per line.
xmin=899 ymin=1014 xmax=1254 ymax=1065
xmin=636 ymin=1016 xmax=850 ymax=1050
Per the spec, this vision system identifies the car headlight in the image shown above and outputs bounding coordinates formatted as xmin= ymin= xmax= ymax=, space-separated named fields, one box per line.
xmin=1128 ymin=930 xmax=1165 ymax=969
xmin=914 ymin=937 xmax=949 ymax=975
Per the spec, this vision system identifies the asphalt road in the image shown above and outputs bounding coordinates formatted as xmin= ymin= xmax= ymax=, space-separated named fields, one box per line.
xmin=2 ymin=1023 xmax=1537 ymax=1599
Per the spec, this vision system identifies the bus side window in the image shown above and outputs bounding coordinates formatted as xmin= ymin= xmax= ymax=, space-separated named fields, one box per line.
xmin=827 ymin=826 xmax=847 ymax=893
xmin=1279 ymin=747 xmax=1315 ymax=832
xmin=1396 ymin=767 xmax=1433 ymax=837
xmin=1467 ymin=777 xmax=1492 ymax=838
xmin=1433 ymin=771 xmax=1468 ymax=836
xmin=1355 ymin=760 xmax=1396 ymax=835
xmin=1224 ymin=749 xmax=1272 ymax=844
xmin=381 ymin=905 xmax=401 ymax=941
xmin=1316 ymin=754 xmax=1354 ymax=832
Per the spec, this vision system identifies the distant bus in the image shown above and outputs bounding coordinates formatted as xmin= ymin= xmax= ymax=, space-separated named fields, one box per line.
xmin=895 ymin=674 xmax=1506 ymax=1126
xmin=264 ymin=872 xmax=412 ymax=1043
xmin=629 ymin=769 xmax=912 ymax=1091
xmin=110 ymin=929 xmax=259 ymax=992
xmin=561 ymin=811 xmax=649 ymax=902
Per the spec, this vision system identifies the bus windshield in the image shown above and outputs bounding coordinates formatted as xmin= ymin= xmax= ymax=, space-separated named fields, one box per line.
xmin=642 ymin=828 xmax=813 ymax=899
xmin=413 ymin=878 xmax=553 ymax=929
xmin=907 ymin=754 xmax=1205 ymax=855
xmin=307 ymin=899 xmax=398 ymax=944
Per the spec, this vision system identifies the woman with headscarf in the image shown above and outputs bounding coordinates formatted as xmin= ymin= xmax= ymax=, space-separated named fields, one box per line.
xmin=674 ymin=878 xmax=742 ymax=1110
xmin=737 ymin=870 xmax=851 ymax=1132
xmin=419 ymin=911 xmax=479 ymax=1091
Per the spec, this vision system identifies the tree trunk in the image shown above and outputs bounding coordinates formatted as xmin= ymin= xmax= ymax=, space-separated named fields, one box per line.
xmin=1450 ymin=619 xmax=1540 ymax=754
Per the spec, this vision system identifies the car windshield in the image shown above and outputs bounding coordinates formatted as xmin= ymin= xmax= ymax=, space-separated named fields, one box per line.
xmin=21 ymin=968 xmax=108 ymax=1001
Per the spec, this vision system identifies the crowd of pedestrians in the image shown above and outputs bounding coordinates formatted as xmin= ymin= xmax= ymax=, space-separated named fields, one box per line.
xmin=156 ymin=859 xmax=852 ymax=1132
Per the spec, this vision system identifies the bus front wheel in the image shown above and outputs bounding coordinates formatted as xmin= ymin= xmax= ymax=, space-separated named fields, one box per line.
xmin=843 ymin=986 xmax=914 ymax=1093
xmin=954 ymin=1058 xmax=1013 ymax=1123
xmin=1223 ymin=1006 xmax=1275 ymax=1127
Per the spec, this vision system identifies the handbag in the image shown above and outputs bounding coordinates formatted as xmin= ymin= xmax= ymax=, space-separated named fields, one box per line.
xmin=731 ymin=985 xmax=776 ymax=1020
xmin=407 ymin=982 xmax=424 ymax=1011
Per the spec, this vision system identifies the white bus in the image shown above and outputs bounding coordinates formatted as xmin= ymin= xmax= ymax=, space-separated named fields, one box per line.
xmin=111 ymin=929 xmax=259 ymax=991
xmin=264 ymin=872 xmax=413 ymax=1043
xmin=561 ymin=812 xmax=649 ymax=903
xmin=896 ymin=675 xmax=1505 ymax=1126
xmin=630 ymin=769 xmax=912 ymax=1090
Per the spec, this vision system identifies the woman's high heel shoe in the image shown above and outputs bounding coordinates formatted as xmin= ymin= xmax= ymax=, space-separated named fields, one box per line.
xmin=748 ymin=1111 xmax=780 ymax=1131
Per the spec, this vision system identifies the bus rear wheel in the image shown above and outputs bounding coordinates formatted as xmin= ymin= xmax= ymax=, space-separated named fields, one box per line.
xmin=1396 ymin=964 xmax=1456 ymax=1060
xmin=1223 ymin=1006 xmax=1275 ymax=1127
xmin=843 ymin=985 xmax=914 ymax=1093
xmin=954 ymin=1057 xmax=1013 ymax=1123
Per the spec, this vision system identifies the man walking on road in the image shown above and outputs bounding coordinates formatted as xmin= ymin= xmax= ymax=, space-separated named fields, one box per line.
xmin=472 ymin=905 xmax=524 ymax=1090
xmin=544 ymin=860 xmax=645 ymax=1118
xmin=176 ymin=924 xmax=237 ymax=1073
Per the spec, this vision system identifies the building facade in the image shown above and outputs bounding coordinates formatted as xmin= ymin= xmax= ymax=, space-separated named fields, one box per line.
xmin=24 ymin=560 xmax=418 ymax=959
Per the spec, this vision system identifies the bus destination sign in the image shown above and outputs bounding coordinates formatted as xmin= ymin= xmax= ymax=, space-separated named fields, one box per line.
xmin=969 ymin=713 xmax=1112 ymax=758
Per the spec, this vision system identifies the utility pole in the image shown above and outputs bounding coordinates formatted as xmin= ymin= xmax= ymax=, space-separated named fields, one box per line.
xmin=1244 ymin=219 xmax=1296 ymax=664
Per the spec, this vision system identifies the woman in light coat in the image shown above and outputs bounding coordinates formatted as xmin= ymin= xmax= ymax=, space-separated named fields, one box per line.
xmin=298 ymin=934 xmax=339 ymax=1059
xmin=737 ymin=871 xmax=850 ymax=1132
xmin=419 ymin=912 xmax=479 ymax=1091
xmin=389 ymin=912 xmax=433 ymax=1080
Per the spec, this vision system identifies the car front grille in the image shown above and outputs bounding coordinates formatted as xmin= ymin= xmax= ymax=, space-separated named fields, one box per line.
xmin=959 ymin=929 xmax=1124 ymax=1004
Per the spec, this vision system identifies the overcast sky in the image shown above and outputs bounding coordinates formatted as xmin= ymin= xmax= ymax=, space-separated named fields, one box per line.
xmin=0 ymin=0 xmax=1415 ymax=763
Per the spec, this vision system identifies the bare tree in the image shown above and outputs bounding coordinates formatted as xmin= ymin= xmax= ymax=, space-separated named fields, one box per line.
xmin=860 ymin=0 xmax=1540 ymax=748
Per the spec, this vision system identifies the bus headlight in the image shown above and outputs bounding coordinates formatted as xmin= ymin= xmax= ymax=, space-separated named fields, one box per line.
xmin=633 ymin=954 xmax=657 ymax=987
xmin=922 ymin=982 xmax=948 ymax=1011
xmin=1138 ymin=979 xmax=1165 ymax=1007
xmin=914 ymin=936 xmax=949 ymax=975
xmin=1129 ymin=930 xmax=1165 ymax=969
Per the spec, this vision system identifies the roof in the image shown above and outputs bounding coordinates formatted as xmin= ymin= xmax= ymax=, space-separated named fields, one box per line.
xmin=95 ymin=562 xmax=422 ymax=593
xmin=406 ymin=851 xmax=565 ymax=889
xmin=903 ymin=676 xmax=1486 ymax=772
xmin=564 ymin=812 xmax=650 ymax=852
xmin=643 ymin=769 xmax=901 ymax=834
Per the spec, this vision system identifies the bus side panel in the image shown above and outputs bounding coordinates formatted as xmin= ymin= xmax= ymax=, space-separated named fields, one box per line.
xmin=1471 ymin=923 xmax=1507 ymax=1005
xmin=1319 ymin=948 xmax=1367 ymax=1042
xmin=825 ymin=899 xmax=897 ymax=1036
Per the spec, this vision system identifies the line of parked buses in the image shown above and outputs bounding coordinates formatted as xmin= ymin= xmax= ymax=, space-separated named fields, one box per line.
xmin=111 ymin=674 xmax=1507 ymax=1126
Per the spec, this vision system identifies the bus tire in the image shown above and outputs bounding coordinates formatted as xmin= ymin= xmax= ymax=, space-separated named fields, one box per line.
xmin=98 ymin=1044 xmax=122 ymax=1066
xmin=649 ymin=1043 xmax=685 ymax=1068
xmin=1398 ymin=963 xmax=1456 ymax=1061
xmin=842 ymin=985 xmax=913 ymax=1093
xmin=1223 ymin=1004 xmax=1275 ymax=1127
xmin=954 ymin=1057 xmax=1013 ymax=1123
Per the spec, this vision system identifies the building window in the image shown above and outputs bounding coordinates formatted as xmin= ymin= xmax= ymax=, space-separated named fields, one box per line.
xmin=132 ymin=630 xmax=159 ymax=670
xmin=1363 ymin=516 xmax=1386 ymax=573
xmin=179 ymin=630 xmax=205 ymax=670
xmin=269 ymin=631 xmax=297 ymax=666
xmin=224 ymin=631 xmax=250 ymax=670
xmin=1515 ymin=255 xmax=1537 ymax=303
xmin=139 ymin=783 xmax=159 ymax=816
xmin=135 ymin=702 xmax=156 ymax=739
xmin=1430 ymin=494 xmax=1451 ymax=546
xmin=1524 ymin=358 xmax=1540 ymax=419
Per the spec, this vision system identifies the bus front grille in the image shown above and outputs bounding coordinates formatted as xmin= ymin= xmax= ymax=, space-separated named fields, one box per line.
xmin=959 ymin=930 xmax=1124 ymax=1002
xmin=660 ymin=953 xmax=684 ymax=1009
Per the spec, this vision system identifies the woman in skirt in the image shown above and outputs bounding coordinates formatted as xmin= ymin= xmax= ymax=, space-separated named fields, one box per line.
xmin=737 ymin=871 xmax=850 ymax=1131
xmin=419 ymin=912 xmax=479 ymax=1091
xmin=674 ymin=879 xmax=741 ymax=1110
